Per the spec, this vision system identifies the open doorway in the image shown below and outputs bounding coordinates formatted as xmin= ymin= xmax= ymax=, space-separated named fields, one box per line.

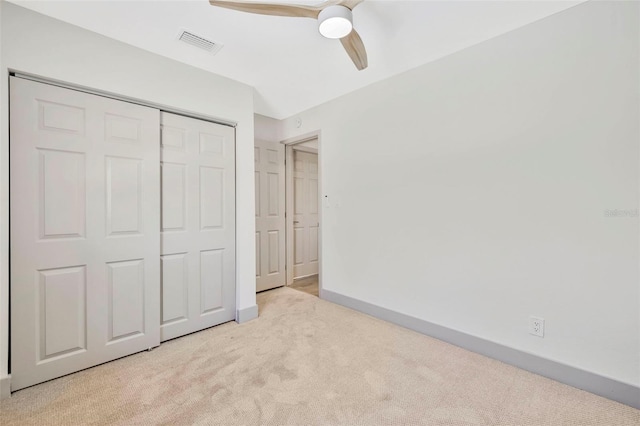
xmin=285 ymin=136 xmax=320 ymax=297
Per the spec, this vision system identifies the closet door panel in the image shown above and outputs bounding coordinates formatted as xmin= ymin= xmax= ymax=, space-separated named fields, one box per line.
xmin=160 ymin=112 xmax=235 ymax=342
xmin=10 ymin=77 xmax=160 ymax=391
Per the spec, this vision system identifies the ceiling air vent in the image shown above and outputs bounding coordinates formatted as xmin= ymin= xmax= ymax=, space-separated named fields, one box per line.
xmin=177 ymin=30 xmax=223 ymax=55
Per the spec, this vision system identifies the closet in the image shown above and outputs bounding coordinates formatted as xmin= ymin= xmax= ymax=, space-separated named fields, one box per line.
xmin=9 ymin=77 xmax=236 ymax=391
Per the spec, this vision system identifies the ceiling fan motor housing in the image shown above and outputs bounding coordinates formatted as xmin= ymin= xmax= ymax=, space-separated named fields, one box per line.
xmin=318 ymin=5 xmax=353 ymax=39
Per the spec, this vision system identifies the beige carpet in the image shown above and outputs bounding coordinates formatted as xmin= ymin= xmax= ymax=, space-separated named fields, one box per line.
xmin=1 ymin=287 xmax=638 ymax=425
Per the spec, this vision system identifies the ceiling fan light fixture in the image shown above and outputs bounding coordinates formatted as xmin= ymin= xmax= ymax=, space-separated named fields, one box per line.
xmin=318 ymin=5 xmax=353 ymax=39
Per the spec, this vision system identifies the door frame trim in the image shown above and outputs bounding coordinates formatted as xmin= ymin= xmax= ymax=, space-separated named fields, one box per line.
xmin=281 ymin=131 xmax=322 ymax=293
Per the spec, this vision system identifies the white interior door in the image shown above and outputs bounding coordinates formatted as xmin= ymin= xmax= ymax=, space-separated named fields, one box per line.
xmin=160 ymin=112 xmax=235 ymax=342
xmin=255 ymin=139 xmax=285 ymax=292
xmin=10 ymin=77 xmax=161 ymax=391
xmin=292 ymin=149 xmax=319 ymax=279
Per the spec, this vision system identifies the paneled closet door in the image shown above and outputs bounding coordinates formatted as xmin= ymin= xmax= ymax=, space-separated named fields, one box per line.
xmin=255 ymin=139 xmax=285 ymax=292
xmin=10 ymin=77 xmax=161 ymax=391
xmin=160 ymin=112 xmax=236 ymax=342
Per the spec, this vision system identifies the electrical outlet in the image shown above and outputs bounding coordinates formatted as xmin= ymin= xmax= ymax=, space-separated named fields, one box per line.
xmin=529 ymin=316 xmax=544 ymax=337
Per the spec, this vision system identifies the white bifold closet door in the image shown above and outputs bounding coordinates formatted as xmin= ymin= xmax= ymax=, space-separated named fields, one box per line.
xmin=10 ymin=77 xmax=161 ymax=391
xmin=160 ymin=112 xmax=236 ymax=342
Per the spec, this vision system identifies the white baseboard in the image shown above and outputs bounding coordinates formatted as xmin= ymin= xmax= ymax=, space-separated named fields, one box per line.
xmin=0 ymin=374 xmax=11 ymax=399
xmin=322 ymin=289 xmax=640 ymax=409
xmin=236 ymin=304 xmax=258 ymax=324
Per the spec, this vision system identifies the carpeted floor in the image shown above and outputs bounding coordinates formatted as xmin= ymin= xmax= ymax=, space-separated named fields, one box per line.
xmin=1 ymin=287 xmax=638 ymax=425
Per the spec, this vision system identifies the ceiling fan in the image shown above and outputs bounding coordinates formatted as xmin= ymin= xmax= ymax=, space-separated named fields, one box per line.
xmin=209 ymin=0 xmax=368 ymax=70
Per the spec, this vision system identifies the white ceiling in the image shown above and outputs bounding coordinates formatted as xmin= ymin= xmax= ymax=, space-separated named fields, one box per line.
xmin=9 ymin=0 xmax=584 ymax=119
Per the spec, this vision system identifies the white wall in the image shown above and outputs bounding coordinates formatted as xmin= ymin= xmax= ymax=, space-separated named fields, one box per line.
xmin=281 ymin=1 xmax=640 ymax=386
xmin=254 ymin=113 xmax=282 ymax=143
xmin=0 ymin=1 xmax=256 ymax=385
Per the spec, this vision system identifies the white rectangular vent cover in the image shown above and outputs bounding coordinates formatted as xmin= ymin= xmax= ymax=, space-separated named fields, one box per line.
xmin=177 ymin=30 xmax=223 ymax=55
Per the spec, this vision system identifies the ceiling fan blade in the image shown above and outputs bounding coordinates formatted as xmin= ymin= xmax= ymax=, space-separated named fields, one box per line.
xmin=209 ymin=0 xmax=323 ymax=19
xmin=340 ymin=0 xmax=364 ymax=10
xmin=340 ymin=28 xmax=368 ymax=70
